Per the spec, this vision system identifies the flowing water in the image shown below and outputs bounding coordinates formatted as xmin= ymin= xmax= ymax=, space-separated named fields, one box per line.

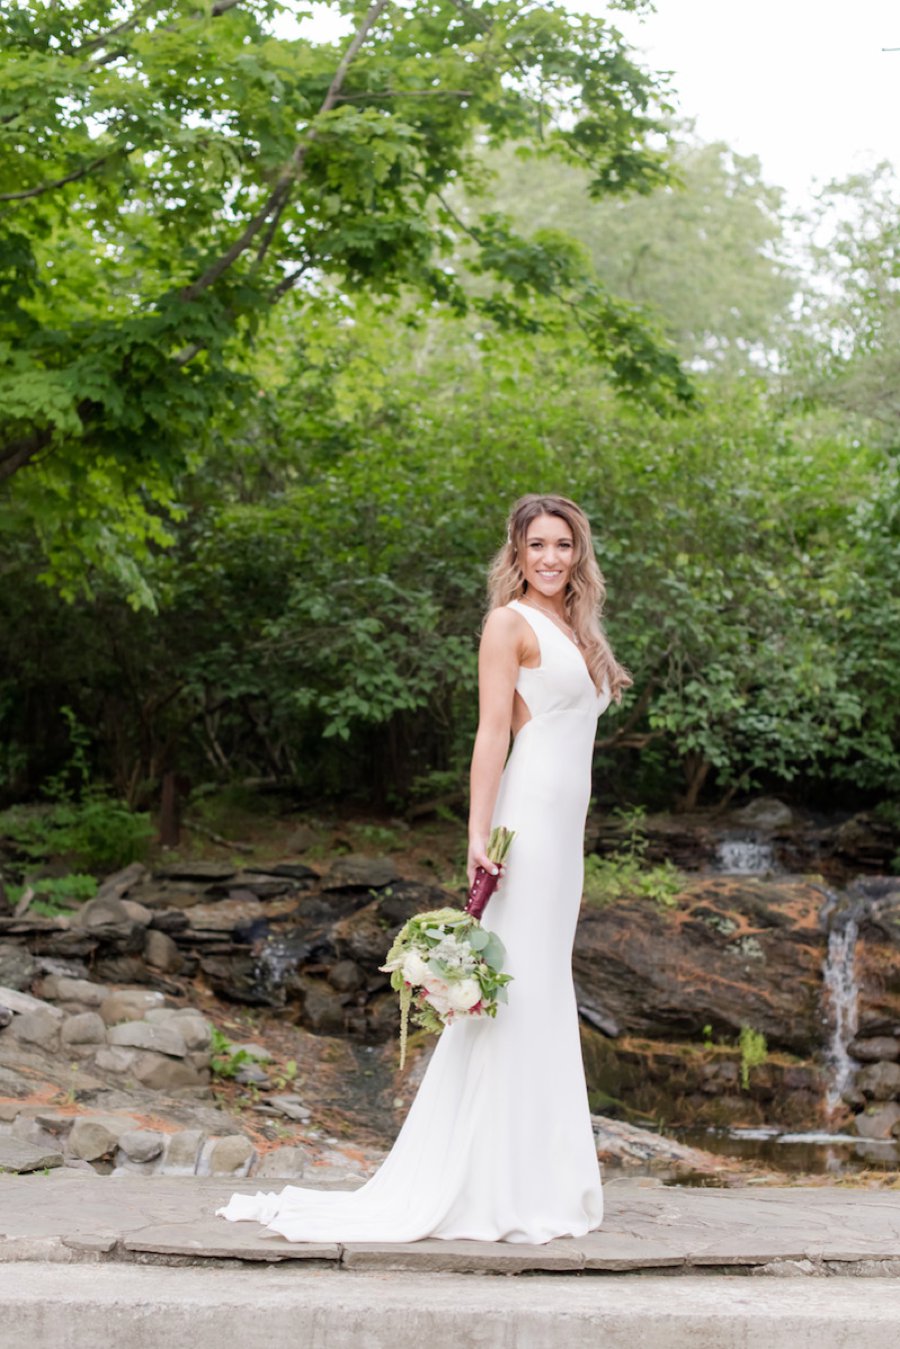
xmin=714 ymin=836 xmax=777 ymax=875
xmin=822 ymin=917 xmax=860 ymax=1113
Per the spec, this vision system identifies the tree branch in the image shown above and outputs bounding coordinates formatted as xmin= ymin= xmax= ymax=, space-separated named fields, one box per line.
xmin=179 ymin=0 xmax=390 ymax=303
xmin=0 ymin=152 xmax=118 ymax=204
xmin=332 ymin=88 xmax=473 ymax=102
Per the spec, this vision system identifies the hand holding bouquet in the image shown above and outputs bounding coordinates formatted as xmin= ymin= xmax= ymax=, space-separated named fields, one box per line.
xmin=465 ymin=825 xmax=515 ymax=919
xmin=380 ymin=827 xmax=516 ymax=1068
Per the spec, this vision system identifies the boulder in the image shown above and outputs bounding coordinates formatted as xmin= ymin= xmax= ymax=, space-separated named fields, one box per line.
xmin=0 ymin=986 xmax=64 ymax=1019
xmin=0 ymin=1006 xmax=11 ymax=1029
xmin=208 ymin=1134 xmax=255 ymax=1175
xmin=848 ymin=1036 xmax=900 ymax=1063
xmin=572 ymin=876 xmax=829 ymax=1055
xmin=293 ymin=975 xmax=347 ymax=1035
xmin=108 ymin=1021 xmax=187 ymax=1057
xmin=10 ymin=1008 xmax=61 ymax=1052
xmin=327 ymin=959 xmax=365 ymax=993
xmin=0 ymin=1137 xmax=64 ymax=1173
xmin=163 ymin=1129 xmax=205 ymax=1175
xmin=60 ymin=1012 xmax=108 ymax=1048
xmin=72 ymin=893 xmax=134 ymax=928
xmin=854 ymin=1102 xmax=900 ymax=1140
xmin=854 ymin=1061 xmax=900 ymax=1102
xmin=284 ymin=825 xmax=320 ymax=853
xmin=131 ymin=1050 xmax=204 ymax=1091
xmin=257 ymin=1146 xmax=308 ymax=1178
xmin=121 ymin=899 xmax=153 ymax=925
xmin=0 ymin=944 xmax=38 ymax=991
xmin=154 ymin=861 xmax=237 ymax=882
xmin=37 ymin=975 xmax=107 ymax=1008
xmin=101 ymin=989 xmax=167 ymax=1025
xmin=322 ymin=854 xmax=399 ymax=891
xmin=93 ymin=1045 xmax=138 ymax=1074
xmin=118 ymin=1129 xmax=165 ymax=1163
xmin=68 ymin=1116 xmax=127 ymax=1161
xmin=730 ymin=798 xmax=795 ymax=830
xmin=144 ymin=928 xmax=184 ymax=973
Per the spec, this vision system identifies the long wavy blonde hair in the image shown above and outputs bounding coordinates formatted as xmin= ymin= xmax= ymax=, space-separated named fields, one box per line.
xmin=486 ymin=494 xmax=632 ymax=702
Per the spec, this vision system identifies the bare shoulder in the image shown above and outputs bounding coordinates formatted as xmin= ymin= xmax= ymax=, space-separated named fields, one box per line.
xmin=479 ymin=605 xmax=535 ymax=663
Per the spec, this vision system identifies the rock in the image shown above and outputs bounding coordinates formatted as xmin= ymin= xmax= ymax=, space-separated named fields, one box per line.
xmin=0 ymin=1006 xmax=11 ymax=1029
xmin=235 ymin=1063 xmax=270 ymax=1087
xmin=257 ymin=1146 xmax=308 ymax=1178
xmin=322 ymin=854 xmax=399 ymax=891
xmin=94 ymin=862 xmax=149 ymax=902
xmin=0 ymin=1137 xmax=64 ymax=1173
xmin=208 ymin=1134 xmax=255 ymax=1175
xmin=38 ymin=975 xmax=107 ymax=1008
xmin=163 ymin=1129 xmax=205 ymax=1175
xmin=154 ymin=861 xmax=238 ymax=882
xmin=144 ymin=928 xmax=184 ymax=973
xmin=121 ymin=899 xmax=153 ymax=925
xmin=101 ymin=989 xmax=167 ymax=1025
xmin=61 ymin=1012 xmax=108 ymax=1047
xmin=184 ymin=897 xmax=266 ymax=933
xmin=848 ymin=1037 xmax=900 ymax=1063
xmin=284 ymin=825 xmax=320 ymax=853
xmin=854 ymin=1061 xmax=900 ymax=1101
xmin=293 ymin=975 xmax=347 ymax=1035
xmin=68 ymin=1116 xmax=127 ymax=1161
xmin=10 ymin=1008 xmax=61 ymax=1052
xmin=730 ymin=798 xmax=794 ymax=830
xmin=269 ymin=1096 xmax=311 ymax=1123
xmin=72 ymin=893 xmax=134 ymax=928
xmin=144 ymin=1009 xmax=212 ymax=1050
xmin=92 ymin=955 xmax=151 ymax=983
xmin=108 ymin=1021 xmax=187 ymax=1057
xmin=0 ymin=943 xmax=38 ymax=991
xmin=366 ymin=993 xmax=399 ymax=1040
xmin=228 ymin=1042 xmax=271 ymax=1062
xmin=93 ymin=1045 xmax=138 ymax=1073
xmin=0 ymin=1066 xmax=31 ymax=1097
xmin=327 ymin=959 xmax=365 ymax=993
xmin=171 ymin=1014 xmax=212 ymax=1051
xmin=0 ymin=986 xmax=64 ymax=1019
xmin=118 ymin=1129 xmax=165 ymax=1163
xmin=573 ymin=876 xmax=829 ymax=1055
xmin=131 ymin=1050 xmax=204 ymax=1091
xmin=854 ymin=1102 xmax=900 ymax=1140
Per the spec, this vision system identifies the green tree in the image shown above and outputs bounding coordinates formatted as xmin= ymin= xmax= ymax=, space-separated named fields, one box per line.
xmin=475 ymin=129 xmax=796 ymax=372
xmin=0 ymin=0 xmax=688 ymax=600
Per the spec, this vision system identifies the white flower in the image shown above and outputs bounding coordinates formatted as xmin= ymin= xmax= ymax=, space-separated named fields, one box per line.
xmin=401 ymin=950 xmax=431 ymax=986
xmin=445 ymin=978 xmax=482 ymax=1012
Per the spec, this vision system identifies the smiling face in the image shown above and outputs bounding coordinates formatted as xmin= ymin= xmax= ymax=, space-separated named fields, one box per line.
xmin=520 ymin=512 xmax=575 ymax=604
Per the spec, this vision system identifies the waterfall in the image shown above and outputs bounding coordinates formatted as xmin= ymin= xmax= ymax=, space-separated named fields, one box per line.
xmin=714 ymin=836 xmax=776 ymax=875
xmin=822 ymin=918 xmax=860 ymax=1113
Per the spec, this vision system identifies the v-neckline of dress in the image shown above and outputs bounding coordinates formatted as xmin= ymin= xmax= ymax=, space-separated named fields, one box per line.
xmin=512 ymin=599 xmax=597 ymax=691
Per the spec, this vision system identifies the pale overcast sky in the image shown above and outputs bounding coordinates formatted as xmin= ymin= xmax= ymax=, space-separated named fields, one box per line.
xmin=298 ymin=1 xmax=900 ymax=209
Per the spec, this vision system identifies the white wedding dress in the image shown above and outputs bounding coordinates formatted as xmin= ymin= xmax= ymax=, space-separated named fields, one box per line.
xmin=217 ymin=599 xmax=611 ymax=1244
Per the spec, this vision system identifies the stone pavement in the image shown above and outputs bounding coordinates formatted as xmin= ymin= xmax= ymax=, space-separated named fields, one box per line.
xmin=2 ymin=1171 xmax=900 ymax=1276
xmin=4 ymin=1174 xmax=900 ymax=1348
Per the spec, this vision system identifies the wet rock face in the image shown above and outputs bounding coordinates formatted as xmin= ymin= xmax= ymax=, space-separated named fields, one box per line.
xmin=574 ymin=876 xmax=828 ymax=1055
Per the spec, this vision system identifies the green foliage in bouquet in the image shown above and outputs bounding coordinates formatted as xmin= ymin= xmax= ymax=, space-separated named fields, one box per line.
xmin=381 ymin=908 xmax=513 ymax=1069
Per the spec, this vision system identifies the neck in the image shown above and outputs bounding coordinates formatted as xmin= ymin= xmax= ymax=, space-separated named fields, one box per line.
xmin=522 ymin=592 xmax=569 ymax=621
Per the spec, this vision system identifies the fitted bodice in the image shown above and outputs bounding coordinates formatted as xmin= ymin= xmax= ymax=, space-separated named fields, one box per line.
xmin=508 ymin=599 xmax=611 ymax=722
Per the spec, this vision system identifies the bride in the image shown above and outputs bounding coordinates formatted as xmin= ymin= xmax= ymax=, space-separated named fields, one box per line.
xmin=217 ymin=493 xmax=630 ymax=1244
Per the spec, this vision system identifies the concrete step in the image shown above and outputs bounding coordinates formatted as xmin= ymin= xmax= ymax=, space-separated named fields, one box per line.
xmin=4 ymin=1263 xmax=900 ymax=1349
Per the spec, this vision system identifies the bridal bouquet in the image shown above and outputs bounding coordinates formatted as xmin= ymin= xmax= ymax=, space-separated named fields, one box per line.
xmin=380 ymin=827 xmax=515 ymax=1068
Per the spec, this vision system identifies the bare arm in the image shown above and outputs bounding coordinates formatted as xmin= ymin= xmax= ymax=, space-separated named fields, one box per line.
xmin=467 ymin=608 xmax=529 ymax=886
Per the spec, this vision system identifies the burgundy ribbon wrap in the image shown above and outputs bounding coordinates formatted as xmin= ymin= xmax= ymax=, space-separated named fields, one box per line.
xmin=464 ymin=866 xmax=500 ymax=921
